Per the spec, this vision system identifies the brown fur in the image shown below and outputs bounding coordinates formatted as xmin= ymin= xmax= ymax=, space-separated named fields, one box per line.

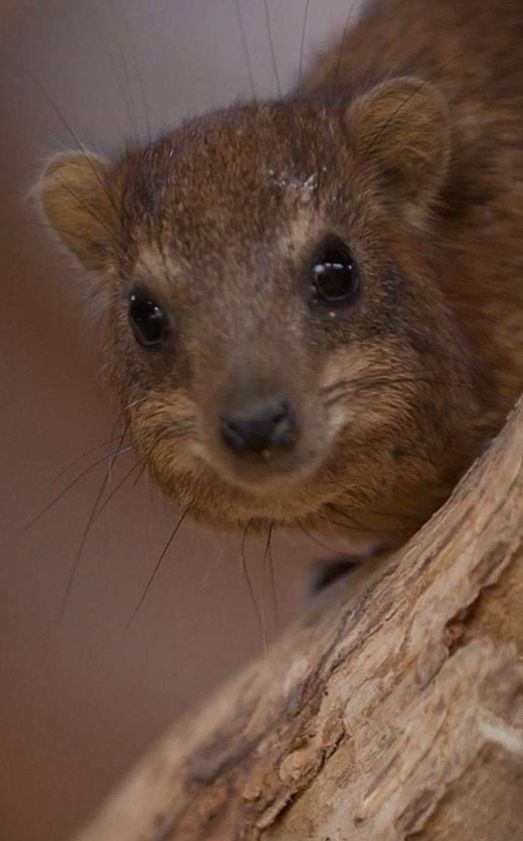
xmin=39 ymin=0 xmax=523 ymax=551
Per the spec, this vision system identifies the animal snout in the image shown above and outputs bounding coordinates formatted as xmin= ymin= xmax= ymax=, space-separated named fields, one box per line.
xmin=219 ymin=399 xmax=297 ymax=456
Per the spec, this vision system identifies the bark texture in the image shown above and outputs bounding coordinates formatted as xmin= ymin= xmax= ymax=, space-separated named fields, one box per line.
xmin=74 ymin=399 xmax=523 ymax=841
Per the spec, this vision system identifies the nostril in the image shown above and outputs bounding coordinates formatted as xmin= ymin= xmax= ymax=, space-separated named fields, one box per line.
xmin=219 ymin=400 xmax=297 ymax=455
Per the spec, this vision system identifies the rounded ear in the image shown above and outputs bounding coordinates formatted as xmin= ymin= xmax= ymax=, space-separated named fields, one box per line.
xmin=38 ymin=151 xmax=119 ymax=271
xmin=346 ymin=77 xmax=450 ymax=212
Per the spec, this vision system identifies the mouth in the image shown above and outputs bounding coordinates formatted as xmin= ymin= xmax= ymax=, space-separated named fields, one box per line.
xmin=197 ymin=407 xmax=333 ymax=497
xmin=130 ymin=395 xmax=341 ymax=527
xmin=198 ymin=432 xmax=328 ymax=498
xmin=176 ymin=435 xmax=341 ymax=530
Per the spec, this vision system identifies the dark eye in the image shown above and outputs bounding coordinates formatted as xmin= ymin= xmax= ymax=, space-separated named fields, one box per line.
xmin=128 ymin=290 xmax=169 ymax=347
xmin=311 ymin=238 xmax=360 ymax=305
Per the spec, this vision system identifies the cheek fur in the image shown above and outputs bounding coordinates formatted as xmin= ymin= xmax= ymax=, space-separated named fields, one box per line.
xmin=127 ymin=388 xmax=201 ymax=459
xmin=320 ymin=345 xmax=410 ymax=425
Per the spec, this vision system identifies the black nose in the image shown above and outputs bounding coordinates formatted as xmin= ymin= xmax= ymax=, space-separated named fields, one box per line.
xmin=220 ymin=400 xmax=297 ymax=456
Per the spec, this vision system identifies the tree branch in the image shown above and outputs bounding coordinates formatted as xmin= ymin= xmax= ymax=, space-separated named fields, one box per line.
xmin=74 ymin=397 xmax=523 ymax=841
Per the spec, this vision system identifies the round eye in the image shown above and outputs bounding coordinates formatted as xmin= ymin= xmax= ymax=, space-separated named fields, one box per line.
xmin=128 ymin=290 xmax=169 ymax=347
xmin=311 ymin=239 xmax=360 ymax=305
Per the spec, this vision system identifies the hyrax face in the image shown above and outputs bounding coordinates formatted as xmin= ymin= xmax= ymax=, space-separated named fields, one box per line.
xmin=40 ymin=79 xmax=479 ymax=543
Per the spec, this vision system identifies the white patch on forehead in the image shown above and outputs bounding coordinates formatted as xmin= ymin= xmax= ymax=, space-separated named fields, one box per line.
xmin=135 ymin=244 xmax=179 ymax=291
xmin=269 ymin=170 xmax=326 ymax=261
xmin=273 ymin=205 xmax=324 ymax=262
xmin=267 ymin=168 xmax=319 ymax=204
xmin=302 ymin=173 xmax=319 ymax=196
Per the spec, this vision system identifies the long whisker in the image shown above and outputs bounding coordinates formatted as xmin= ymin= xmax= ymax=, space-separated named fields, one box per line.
xmin=263 ymin=0 xmax=282 ymax=99
xmin=299 ymin=521 xmax=348 ymax=554
xmin=51 ymin=176 xmax=123 ymax=253
xmin=321 ymin=373 xmax=437 ymax=398
xmin=26 ymin=71 xmax=121 ymax=218
xmin=25 ymin=444 xmax=133 ymax=532
xmin=322 ymin=372 xmax=473 ymax=409
xmin=93 ymin=459 xmax=143 ymax=520
xmin=241 ymin=521 xmax=268 ymax=651
xmin=323 ymin=379 xmax=427 ymax=408
xmin=119 ymin=3 xmax=152 ymax=144
xmin=42 ymin=433 xmax=121 ymax=493
xmin=97 ymin=1 xmax=141 ymax=142
xmin=364 ymin=47 xmax=472 ymax=159
xmin=335 ymin=0 xmax=360 ymax=86
xmin=125 ymin=502 xmax=193 ymax=630
xmin=262 ymin=522 xmax=279 ymax=634
xmin=298 ymin=0 xmax=312 ymax=86
xmin=25 ymin=70 xmax=168 ymax=294
xmin=48 ymin=175 xmax=171 ymax=302
xmin=58 ymin=426 xmax=129 ymax=622
xmin=315 ymin=511 xmax=368 ymax=535
xmin=99 ymin=33 xmax=139 ymax=142
xmin=234 ymin=0 xmax=257 ymax=100
xmin=118 ymin=42 xmax=141 ymax=142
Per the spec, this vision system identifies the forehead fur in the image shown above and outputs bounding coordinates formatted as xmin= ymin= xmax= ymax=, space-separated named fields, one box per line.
xmin=117 ymin=101 xmax=345 ymax=262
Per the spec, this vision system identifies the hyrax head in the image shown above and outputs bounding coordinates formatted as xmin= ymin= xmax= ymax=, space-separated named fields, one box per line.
xmin=40 ymin=78 xmax=473 ymax=544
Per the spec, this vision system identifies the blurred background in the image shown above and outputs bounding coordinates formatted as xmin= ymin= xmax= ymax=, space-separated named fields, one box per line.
xmin=0 ymin=2 xmax=364 ymax=839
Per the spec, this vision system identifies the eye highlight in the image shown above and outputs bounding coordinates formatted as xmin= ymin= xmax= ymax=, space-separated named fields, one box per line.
xmin=128 ymin=289 xmax=170 ymax=347
xmin=310 ymin=237 xmax=361 ymax=305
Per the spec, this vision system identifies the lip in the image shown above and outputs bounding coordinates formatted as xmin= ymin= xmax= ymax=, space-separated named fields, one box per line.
xmin=217 ymin=460 xmax=311 ymax=493
xmin=198 ymin=437 xmax=326 ymax=496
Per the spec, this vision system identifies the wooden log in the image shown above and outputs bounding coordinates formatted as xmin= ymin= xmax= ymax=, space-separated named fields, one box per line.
xmin=74 ymin=397 xmax=523 ymax=841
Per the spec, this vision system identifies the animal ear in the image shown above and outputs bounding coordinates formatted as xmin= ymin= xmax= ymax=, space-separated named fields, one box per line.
xmin=39 ymin=151 xmax=119 ymax=271
xmin=346 ymin=77 xmax=450 ymax=211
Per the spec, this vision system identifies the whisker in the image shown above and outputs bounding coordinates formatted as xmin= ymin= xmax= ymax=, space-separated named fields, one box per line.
xmin=321 ymin=373 xmax=434 ymax=398
xmin=58 ymin=426 xmax=129 ymax=622
xmin=315 ymin=511 xmax=367 ymax=535
xmin=128 ymin=425 xmax=183 ymax=488
xmin=47 ymin=173 xmax=172 ymax=301
xmin=364 ymin=47 xmax=472 ymax=159
xmin=202 ymin=540 xmax=226 ymax=588
xmin=94 ymin=459 xmax=143 ymax=520
xmin=25 ymin=444 xmax=133 ymax=532
xmin=299 ymin=521 xmax=348 ymax=554
xmin=234 ymin=0 xmax=257 ymax=100
xmin=42 ymin=433 xmax=121 ymax=493
xmin=322 ymin=373 xmax=472 ymax=409
xmin=262 ymin=522 xmax=279 ymax=633
xmin=125 ymin=502 xmax=193 ymax=630
xmin=118 ymin=2 xmax=152 ymax=143
xmin=105 ymin=414 xmax=127 ymax=483
xmin=241 ymin=521 xmax=268 ymax=651
xmin=298 ymin=0 xmax=312 ymax=86
xmin=50 ymin=176 xmax=124 ymax=255
xmin=118 ymin=42 xmax=141 ymax=142
xmin=335 ymin=0 xmax=361 ymax=86
xmin=25 ymin=70 xmax=169 ymax=295
xmin=365 ymin=84 xmax=425 ymax=159
xmin=132 ymin=459 xmax=150 ymax=488
xmin=26 ymin=70 xmax=121 ymax=218
xmin=95 ymin=21 xmax=140 ymax=142
xmin=263 ymin=0 xmax=282 ymax=99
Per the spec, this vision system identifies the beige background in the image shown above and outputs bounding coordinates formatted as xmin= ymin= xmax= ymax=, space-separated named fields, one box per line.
xmin=0 ymin=2 xmax=363 ymax=840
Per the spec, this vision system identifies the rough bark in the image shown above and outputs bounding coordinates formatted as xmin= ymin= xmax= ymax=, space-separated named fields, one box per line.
xmin=74 ymin=398 xmax=523 ymax=841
